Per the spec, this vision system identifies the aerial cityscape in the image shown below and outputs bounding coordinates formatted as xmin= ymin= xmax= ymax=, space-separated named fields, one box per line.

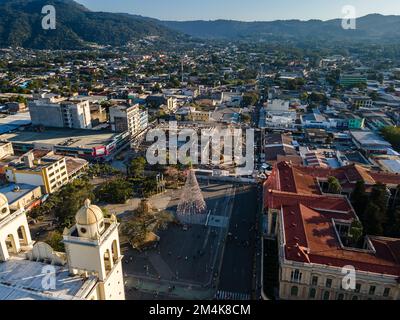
xmin=2 ymin=0 xmax=400 ymax=311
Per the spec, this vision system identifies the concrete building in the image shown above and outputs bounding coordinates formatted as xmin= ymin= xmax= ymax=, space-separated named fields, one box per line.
xmin=350 ymin=130 xmax=392 ymax=155
xmin=29 ymin=97 xmax=92 ymax=129
xmin=0 ymin=197 xmax=125 ymax=300
xmin=347 ymin=95 xmax=373 ymax=109
xmin=0 ymin=128 xmax=131 ymax=161
xmin=339 ymin=74 xmax=367 ymax=88
xmin=109 ymin=104 xmax=148 ymax=136
xmin=266 ymin=99 xmax=290 ymax=112
xmin=264 ymin=161 xmax=400 ymax=300
xmin=0 ymin=183 xmax=42 ymax=211
xmin=5 ymin=151 xmax=69 ymax=195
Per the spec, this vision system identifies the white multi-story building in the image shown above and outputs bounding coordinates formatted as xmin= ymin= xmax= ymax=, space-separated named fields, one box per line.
xmin=29 ymin=97 xmax=92 ymax=129
xmin=109 ymin=104 xmax=148 ymax=136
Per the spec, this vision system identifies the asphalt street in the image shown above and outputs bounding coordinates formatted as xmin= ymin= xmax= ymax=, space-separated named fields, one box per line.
xmin=217 ymin=185 xmax=258 ymax=298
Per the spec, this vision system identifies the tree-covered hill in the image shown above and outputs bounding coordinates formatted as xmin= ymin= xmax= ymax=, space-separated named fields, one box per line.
xmin=0 ymin=0 xmax=184 ymax=49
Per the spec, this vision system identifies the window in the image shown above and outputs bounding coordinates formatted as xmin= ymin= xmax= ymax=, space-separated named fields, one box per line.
xmin=323 ymin=291 xmax=330 ymax=300
xmin=309 ymin=288 xmax=316 ymax=299
xmin=291 ymin=269 xmax=302 ymax=283
xmin=355 ymin=284 xmax=361 ymax=293
xmin=352 ymin=295 xmax=359 ymax=301
xmin=311 ymin=276 xmax=318 ymax=286
xmin=80 ymin=227 xmax=87 ymax=234
xmin=290 ymin=286 xmax=299 ymax=297
xmin=326 ymin=279 xmax=332 ymax=288
xmin=383 ymin=288 xmax=390 ymax=297
xmin=2 ymin=207 xmax=7 ymax=214
xmin=369 ymin=286 xmax=376 ymax=295
xmin=337 ymin=293 xmax=344 ymax=300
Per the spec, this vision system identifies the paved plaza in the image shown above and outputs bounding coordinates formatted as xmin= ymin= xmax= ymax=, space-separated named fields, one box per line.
xmin=122 ymin=182 xmax=236 ymax=300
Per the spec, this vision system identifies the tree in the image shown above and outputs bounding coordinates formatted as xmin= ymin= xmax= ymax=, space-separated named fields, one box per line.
xmin=350 ymin=180 xmax=368 ymax=219
xmin=242 ymin=92 xmax=259 ymax=107
xmin=386 ymin=206 xmax=400 ymax=237
xmin=349 ymin=220 xmax=364 ymax=245
xmin=299 ymin=92 xmax=309 ymax=102
xmin=55 ymin=179 xmax=94 ymax=227
xmin=327 ymin=176 xmax=341 ymax=194
xmin=130 ymin=157 xmax=146 ymax=179
xmin=369 ymin=183 xmax=389 ymax=214
xmin=45 ymin=231 xmax=65 ymax=252
xmin=364 ymin=203 xmax=385 ymax=236
xmin=142 ymin=177 xmax=158 ymax=197
xmin=241 ymin=114 xmax=251 ymax=124
xmin=381 ymin=126 xmax=400 ymax=151
xmin=96 ymin=178 xmax=132 ymax=204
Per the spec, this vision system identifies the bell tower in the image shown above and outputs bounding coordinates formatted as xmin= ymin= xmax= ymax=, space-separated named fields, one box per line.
xmin=63 ymin=199 xmax=125 ymax=300
xmin=0 ymin=193 xmax=32 ymax=262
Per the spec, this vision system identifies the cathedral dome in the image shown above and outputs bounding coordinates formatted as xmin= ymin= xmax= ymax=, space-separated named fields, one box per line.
xmin=76 ymin=199 xmax=103 ymax=225
xmin=75 ymin=199 xmax=105 ymax=239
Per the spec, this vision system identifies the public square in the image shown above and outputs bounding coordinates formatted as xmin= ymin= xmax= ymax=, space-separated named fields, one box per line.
xmin=121 ymin=181 xmax=258 ymax=300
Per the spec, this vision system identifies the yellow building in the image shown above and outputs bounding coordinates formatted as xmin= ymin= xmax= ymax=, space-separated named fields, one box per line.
xmin=188 ymin=110 xmax=211 ymax=122
xmin=5 ymin=151 xmax=69 ymax=195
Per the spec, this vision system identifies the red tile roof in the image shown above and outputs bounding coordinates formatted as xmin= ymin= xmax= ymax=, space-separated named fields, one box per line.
xmin=265 ymin=161 xmax=400 ymax=277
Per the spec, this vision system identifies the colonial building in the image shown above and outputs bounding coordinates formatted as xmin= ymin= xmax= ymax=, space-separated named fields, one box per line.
xmin=263 ymin=161 xmax=400 ymax=300
xmin=0 ymin=197 xmax=125 ymax=300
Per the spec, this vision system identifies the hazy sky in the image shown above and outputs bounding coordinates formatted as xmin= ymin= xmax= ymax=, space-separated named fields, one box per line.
xmin=76 ymin=0 xmax=400 ymax=21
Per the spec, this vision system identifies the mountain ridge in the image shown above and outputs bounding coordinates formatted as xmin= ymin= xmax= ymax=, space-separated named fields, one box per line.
xmin=160 ymin=13 xmax=400 ymax=41
xmin=1 ymin=0 xmax=400 ymax=49
xmin=0 ymin=0 xmax=184 ymax=49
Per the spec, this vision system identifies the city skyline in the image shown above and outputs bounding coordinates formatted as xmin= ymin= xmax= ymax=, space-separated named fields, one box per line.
xmin=76 ymin=0 xmax=400 ymax=21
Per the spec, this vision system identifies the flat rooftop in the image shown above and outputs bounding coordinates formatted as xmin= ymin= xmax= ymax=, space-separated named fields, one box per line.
xmin=1 ymin=128 xmax=120 ymax=149
xmin=0 ymin=183 xmax=40 ymax=204
xmin=0 ymin=258 xmax=96 ymax=300
xmin=351 ymin=130 xmax=391 ymax=147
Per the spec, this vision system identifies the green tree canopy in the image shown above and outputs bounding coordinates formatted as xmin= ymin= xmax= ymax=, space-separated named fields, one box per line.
xmin=327 ymin=176 xmax=341 ymax=194
xmin=381 ymin=126 xmax=400 ymax=151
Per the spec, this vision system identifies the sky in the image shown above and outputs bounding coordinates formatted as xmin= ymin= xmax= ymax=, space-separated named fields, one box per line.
xmin=76 ymin=0 xmax=400 ymax=21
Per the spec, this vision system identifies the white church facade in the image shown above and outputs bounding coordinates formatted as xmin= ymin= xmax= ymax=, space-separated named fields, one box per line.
xmin=0 ymin=196 xmax=126 ymax=300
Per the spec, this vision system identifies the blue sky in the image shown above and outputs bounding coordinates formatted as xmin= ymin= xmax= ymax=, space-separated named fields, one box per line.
xmin=76 ymin=0 xmax=400 ymax=21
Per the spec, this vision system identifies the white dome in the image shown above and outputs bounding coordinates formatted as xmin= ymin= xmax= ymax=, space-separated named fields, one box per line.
xmin=75 ymin=199 xmax=105 ymax=239
xmin=76 ymin=199 xmax=104 ymax=225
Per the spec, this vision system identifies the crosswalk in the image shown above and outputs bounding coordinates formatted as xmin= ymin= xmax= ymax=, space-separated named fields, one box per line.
xmin=215 ymin=291 xmax=251 ymax=300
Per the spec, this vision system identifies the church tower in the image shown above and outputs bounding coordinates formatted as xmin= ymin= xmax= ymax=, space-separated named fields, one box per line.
xmin=63 ymin=199 xmax=125 ymax=300
xmin=0 ymin=193 xmax=32 ymax=262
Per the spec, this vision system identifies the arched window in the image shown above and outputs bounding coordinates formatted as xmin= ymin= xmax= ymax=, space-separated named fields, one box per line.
xmin=5 ymin=234 xmax=17 ymax=254
xmin=104 ymin=249 xmax=112 ymax=274
xmin=309 ymin=288 xmax=316 ymax=299
xmin=17 ymin=226 xmax=28 ymax=246
xmin=111 ymin=240 xmax=119 ymax=263
xmin=337 ymin=293 xmax=344 ymax=300
xmin=291 ymin=286 xmax=299 ymax=297
xmin=352 ymin=295 xmax=359 ymax=301
xmin=323 ymin=291 xmax=330 ymax=300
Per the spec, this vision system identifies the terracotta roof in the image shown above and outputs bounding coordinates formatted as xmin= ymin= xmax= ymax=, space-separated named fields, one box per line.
xmin=265 ymin=161 xmax=400 ymax=276
xmin=278 ymin=197 xmax=400 ymax=276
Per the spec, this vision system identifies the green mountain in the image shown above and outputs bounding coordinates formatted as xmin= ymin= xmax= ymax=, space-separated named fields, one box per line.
xmin=2 ymin=0 xmax=400 ymax=49
xmin=161 ymin=14 xmax=400 ymax=42
xmin=0 ymin=0 xmax=183 ymax=49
